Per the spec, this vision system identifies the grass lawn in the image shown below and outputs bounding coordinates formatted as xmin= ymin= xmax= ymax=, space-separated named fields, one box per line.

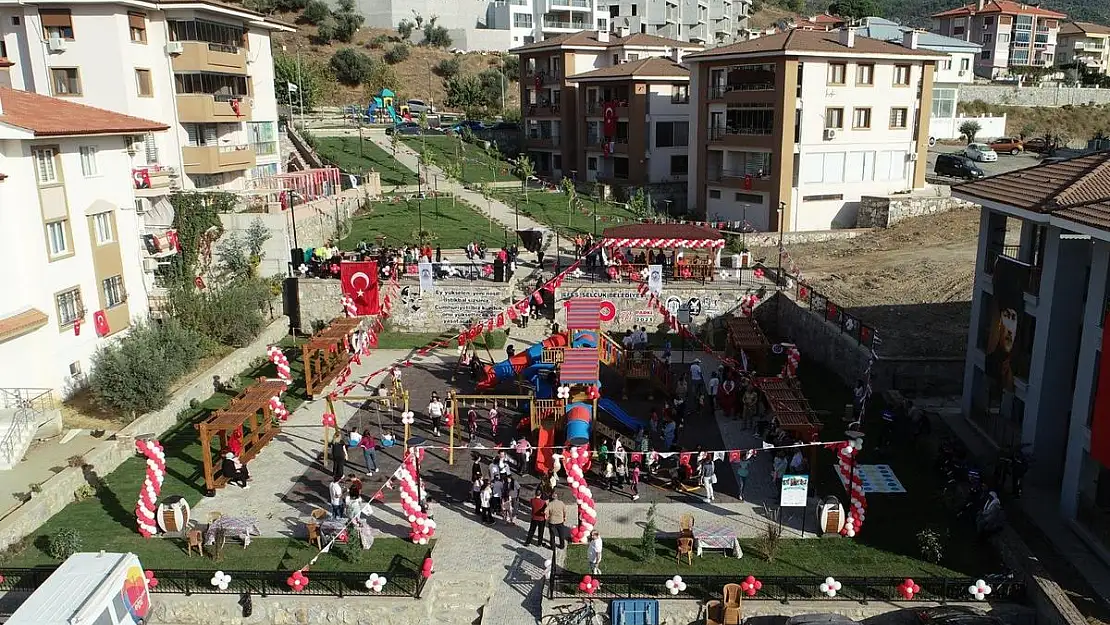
xmin=313 ymin=136 xmax=416 ymax=187
xmin=491 ymin=189 xmax=641 ymax=237
xmin=564 ymin=537 xmax=971 ymax=577
xmin=341 ymin=196 xmax=508 ymax=250
xmin=402 ymin=135 xmax=517 ymax=184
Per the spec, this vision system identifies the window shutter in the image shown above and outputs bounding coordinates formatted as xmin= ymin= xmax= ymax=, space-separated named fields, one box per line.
xmin=202 ymin=124 xmax=218 ymax=144
xmin=186 ymin=124 xmax=200 ymax=146
xmin=145 ymin=132 xmax=158 ymax=163
xmin=128 ymin=12 xmax=145 ymax=29
xmin=39 ymin=9 xmax=71 ymax=27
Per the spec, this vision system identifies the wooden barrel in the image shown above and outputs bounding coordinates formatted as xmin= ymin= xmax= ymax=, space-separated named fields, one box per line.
xmin=157 ymin=496 xmax=191 ymax=533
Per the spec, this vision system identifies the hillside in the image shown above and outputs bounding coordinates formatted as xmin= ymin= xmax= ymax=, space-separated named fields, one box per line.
xmin=874 ymin=0 xmax=1109 ymax=27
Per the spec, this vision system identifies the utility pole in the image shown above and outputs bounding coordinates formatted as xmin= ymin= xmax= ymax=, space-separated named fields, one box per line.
xmin=777 ymin=201 xmax=785 ymax=286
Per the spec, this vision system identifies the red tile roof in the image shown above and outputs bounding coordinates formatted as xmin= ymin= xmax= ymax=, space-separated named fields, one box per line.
xmin=953 ymin=151 xmax=1110 ymax=232
xmin=568 ymin=57 xmax=689 ymax=81
xmin=602 ymin=223 xmax=724 ymax=241
xmin=685 ymin=29 xmax=941 ymax=59
xmin=1059 ymin=21 xmax=1110 ymax=36
xmin=511 ymin=31 xmax=703 ymax=53
xmin=0 ymin=88 xmax=169 ymax=137
xmin=931 ymin=1 xmax=1067 ymax=19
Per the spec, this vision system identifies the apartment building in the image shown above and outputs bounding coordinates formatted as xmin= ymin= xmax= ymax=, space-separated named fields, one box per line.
xmin=931 ymin=0 xmax=1066 ymax=79
xmin=0 ymin=0 xmax=292 ymax=191
xmin=951 ymin=152 xmax=1110 ymax=548
xmin=684 ymin=29 xmax=943 ymax=232
xmin=512 ymin=28 xmax=701 ymax=184
xmin=490 ymin=0 xmax=610 ymax=47
xmin=604 ymin=0 xmax=751 ymax=45
xmin=1057 ymin=21 xmax=1110 ymax=75
xmin=0 ymin=87 xmax=168 ymax=394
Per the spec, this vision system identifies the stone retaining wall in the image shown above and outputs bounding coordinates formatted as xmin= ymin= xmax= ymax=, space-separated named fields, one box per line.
xmin=747 ymin=228 xmax=868 ymax=247
xmin=857 ymin=194 xmax=977 ymax=229
xmin=556 ymin=281 xmax=756 ymax=333
xmin=960 ymin=84 xmax=1110 ymax=107
xmin=0 ymin=318 xmax=290 ymax=552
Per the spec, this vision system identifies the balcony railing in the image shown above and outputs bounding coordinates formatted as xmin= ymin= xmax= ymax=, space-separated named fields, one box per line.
xmin=708 ymin=167 xmax=773 ymax=183
xmin=526 ymin=71 xmax=564 ymax=85
xmin=709 ymin=125 xmax=774 ymax=139
xmin=543 ymin=17 xmax=591 ymax=29
xmin=585 ymin=101 xmax=630 ymax=114
xmin=985 ymin=244 xmax=1042 ymax=296
xmin=550 ymin=0 xmax=591 ymax=7
xmin=710 ymin=82 xmax=776 ymax=98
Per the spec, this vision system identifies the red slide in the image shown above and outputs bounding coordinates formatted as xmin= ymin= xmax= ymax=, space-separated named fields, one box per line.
xmin=535 ymin=422 xmax=556 ymax=474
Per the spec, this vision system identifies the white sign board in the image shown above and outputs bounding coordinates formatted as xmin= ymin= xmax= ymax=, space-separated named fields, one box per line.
xmin=780 ymin=474 xmax=809 ymax=507
xmin=418 ymin=262 xmax=434 ymax=294
xmin=648 ymin=264 xmax=663 ymax=294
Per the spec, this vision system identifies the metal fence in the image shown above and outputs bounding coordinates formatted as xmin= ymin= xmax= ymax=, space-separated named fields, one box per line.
xmin=0 ymin=556 xmax=432 ymax=599
xmin=548 ymin=572 xmax=1024 ymax=603
xmin=790 ymin=278 xmax=882 ymax=353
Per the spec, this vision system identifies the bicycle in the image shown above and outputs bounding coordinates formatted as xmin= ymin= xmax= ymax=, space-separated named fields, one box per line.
xmin=542 ymin=598 xmax=606 ymax=625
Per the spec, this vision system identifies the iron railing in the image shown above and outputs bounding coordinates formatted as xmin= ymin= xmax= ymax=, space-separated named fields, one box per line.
xmin=548 ymin=571 xmax=1025 ymax=603
xmin=791 ymin=278 xmax=882 ymax=353
xmin=985 ymin=244 xmax=1042 ymax=296
xmin=0 ymin=388 xmax=53 ymax=465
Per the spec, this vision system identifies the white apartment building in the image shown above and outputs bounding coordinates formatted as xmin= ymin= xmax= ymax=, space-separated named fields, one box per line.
xmin=491 ymin=0 xmax=749 ymax=47
xmin=932 ymin=0 xmax=1066 ymax=79
xmin=1057 ymin=21 xmax=1110 ymax=75
xmin=0 ymin=87 xmax=168 ymax=395
xmin=685 ymin=29 xmax=944 ymax=232
xmin=0 ymin=0 xmax=292 ymax=191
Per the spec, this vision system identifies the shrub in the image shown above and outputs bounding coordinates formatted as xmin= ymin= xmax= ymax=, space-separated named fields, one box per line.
xmin=170 ymin=280 xmax=271 ymax=348
xmin=330 ymin=48 xmax=373 ymax=86
xmin=88 ymin=320 xmax=207 ymax=417
xmin=273 ymin=0 xmax=308 ymax=10
xmin=332 ymin=11 xmax=362 ymax=43
xmin=756 ymin=521 xmax=782 ymax=562
xmin=638 ymin=502 xmax=658 ymax=562
xmin=302 ymin=0 xmax=330 ymax=24
xmin=434 ymin=57 xmax=461 ymax=78
xmin=423 ymin=23 xmax=452 ymax=48
xmin=314 ymin=16 xmax=338 ymax=44
xmin=959 ymin=120 xmax=982 ymax=143
xmin=367 ymin=34 xmax=390 ymax=49
xmin=384 ymin=43 xmax=410 ymax=64
xmin=917 ymin=527 xmax=946 ymax=563
xmin=73 ymin=484 xmax=96 ymax=501
xmin=46 ymin=528 xmax=82 ymax=560
xmin=397 ymin=19 xmax=414 ymax=40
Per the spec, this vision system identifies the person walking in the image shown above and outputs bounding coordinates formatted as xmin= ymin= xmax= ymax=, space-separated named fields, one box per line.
xmin=524 ymin=490 xmax=547 ymax=547
xmin=735 ymin=452 xmax=752 ymax=501
xmin=427 ymin=393 xmax=445 ymax=438
xmin=490 ymin=475 xmax=504 ymax=523
xmin=330 ymin=435 xmax=348 ymax=481
xmin=502 ymin=474 xmax=518 ymax=524
xmin=467 ymin=407 xmax=479 ymax=442
xmin=479 ymin=480 xmax=494 ymax=524
xmin=545 ymin=492 xmax=568 ymax=549
xmin=630 ymin=462 xmax=641 ymax=501
xmin=328 ymin=475 xmax=346 ymax=518
xmin=689 ymin=359 xmax=704 ymax=396
xmin=700 ymin=455 xmax=717 ymax=504
xmin=707 ymin=372 xmax=720 ymax=414
xmin=587 ymin=530 xmax=604 ymax=575
xmin=742 ymin=381 xmax=760 ymax=430
xmin=488 ymin=406 xmax=500 ymax=441
xmin=358 ymin=429 xmax=378 ymax=475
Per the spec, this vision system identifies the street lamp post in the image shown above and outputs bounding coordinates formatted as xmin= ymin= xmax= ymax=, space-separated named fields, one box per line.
xmin=777 ymin=201 xmax=785 ymax=287
xmin=434 ymin=175 xmax=439 ymax=219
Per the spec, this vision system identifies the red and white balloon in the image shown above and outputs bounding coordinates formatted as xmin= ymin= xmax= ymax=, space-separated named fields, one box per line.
xmin=134 ymin=439 xmax=166 ymax=538
xmin=968 ymin=579 xmax=992 ymax=600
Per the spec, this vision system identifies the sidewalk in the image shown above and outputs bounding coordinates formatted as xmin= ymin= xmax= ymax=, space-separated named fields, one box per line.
xmin=0 ymin=430 xmax=105 ymax=520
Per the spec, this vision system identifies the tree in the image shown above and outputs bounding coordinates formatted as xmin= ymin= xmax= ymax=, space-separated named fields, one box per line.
xmin=314 ymin=15 xmax=338 ymax=44
xmin=478 ymin=68 xmax=507 ymax=111
xmin=514 ymin=154 xmax=535 ymax=204
xmin=560 ymin=175 xmax=577 ymax=228
xmin=362 ymin=58 xmax=398 ymax=96
xmin=302 ymin=0 xmax=330 ymax=24
xmin=330 ymin=48 xmax=373 ymax=86
xmin=384 ymin=43 xmax=411 ymax=64
xmin=274 ymin=51 xmax=327 ymax=110
xmin=959 ymin=120 xmax=982 ymax=143
xmin=397 ymin=19 xmax=415 ymax=40
xmin=444 ymin=74 xmax=488 ymax=116
xmin=1019 ymin=123 xmax=1038 ymax=139
xmin=434 ymin=56 xmax=461 ymax=78
xmin=328 ymin=0 xmax=362 ymax=43
xmin=827 ymin=0 xmax=880 ymax=20
xmin=498 ymin=53 xmax=520 ymax=81
xmin=215 ymin=218 xmax=271 ymax=282
xmin=638 ymin=503 xmax=659 ymax=562
xmin=422 ymin=16 xmax=452 ymax=48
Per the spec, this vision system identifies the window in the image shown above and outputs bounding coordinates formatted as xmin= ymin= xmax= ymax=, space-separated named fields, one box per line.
xmin=174 ymin=72 xmax=248 ymax=97
xmin=129 ymin=12 xmax=147 ymax=43
xmin=960 ymin=58 xmax=971 ymax=71
xmin=941 ymin=59 xmax=953 ymax=70
xmin=135 ymin=69 xmax=153 ymax=96
xmin=983 ymin=33 xmax=993 ymax=44
xmin=514 ymin=14 xmax=532 ymax=27
xmin=984 ymin=16 xmax=995 ymax=25
xmin=93 ymin=212 xmax=113 ymax=244
xmin=33 ymin=148 xmax=57 ymax=184
xmin=709 ymin=189 xmax=721 ymax=199
xmin=889 ymin=107 xmax=909 ymax=129
xmin=69 ymin=361 xmax=82 ymax=377
xmin=168 ymin=19 xmax=245 ymax=49
xmin=655 ymin=121 xmax=689 ymax=147
xmin=40 ymin=9 xmax=73 ymax=39
xmin=827 ymin=62 xmax=846 ymax=84
xmin=852 ymin=108 xmax=871 ymax=129
xmin=628 ymin=54 xmax=639 ymax=62
xmin=103 ymin=275 xmax=125 ymax=308
xmin=724 ymin=106 xmax=774 ymax=135
xmin=50 ymin=68 xmax=82 ymax=96
xmin=249 ymin=121 xmax=277 ymax=156
xmin=613 ymin=157 xmax=629 ymax=179
xmin=982 ymin=50 xmax=993 ymax=61
xmin=671 ymin=84 xmax=689 ymax=103
xmin=734 ymin=192 xmax=761 ymax=203
xmin=893 ymin=65 xmax=911 ymax=85
xmin=998 ymin=33 xmax=1010 ymax=43
xmin=56 ymin=287 xmax=82 ymax=327
xmin=803 ymin=193 xmax=845 ymax=202
xmin=587 ymin=157 xmax=598 ymax=171
xmin=670 ymin=154 xmax=688 ymax=175
xmin=953 ymin=26 xmax=966 ymax=36
xmin=184 ymin=123 xmax=218 ymax=146
xmin=825 ymin=107 xmax=844 ymax=129
xmin=79 ymin=146 xmax=98 ymax=177
xmin=856 ymin=64 xmax=874 ymax=84
xmin=597 ymin=18 xmax=606 ymax=30
xmin=844 ymin=151 xmax=874 ymax=182
xmin=46 ymin=220 xmax=69 ymax=256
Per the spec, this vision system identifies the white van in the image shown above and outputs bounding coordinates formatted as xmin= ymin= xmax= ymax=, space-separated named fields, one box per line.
xmin=7 ymin=552 xmax=151 ymax=625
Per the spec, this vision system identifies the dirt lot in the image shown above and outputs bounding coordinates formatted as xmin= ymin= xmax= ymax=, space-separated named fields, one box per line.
xmin=752 ymin=206 xmax=1001 ymax=358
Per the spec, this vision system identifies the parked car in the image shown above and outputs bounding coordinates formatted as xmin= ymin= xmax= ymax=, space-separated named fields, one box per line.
xmin=917 ymin=606 xmax=1005 ymax=625
xmin=386 ymin=122 xmax=422 ymax=136
xmin=935 ymin=153 xmax=986 ymax=179
xmin=1022 ymin=136 xmax=1051 ymax=153
xmin=405 ymin=99 xmax=435 ymax=114
xmin=989 ymin=137 xmax=1024 ymax=155
xmin=487 ymin=121 xmax=522 ymax=131
xmin=451 ymin=120 xmax=485 ymax=134
xmin=964 ymin=143 xmax=999 ymax=162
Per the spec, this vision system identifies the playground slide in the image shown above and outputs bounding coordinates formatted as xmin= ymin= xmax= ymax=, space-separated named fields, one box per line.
xmin=536 ymin=423 xmax=557 ymax=474
xmin=476 ymin=334 xmax=569 ymax=391
xmin=386 ymin=105 xmax=401 ymax=124
xmin=597 ymin=397 xmax=644 ymax=432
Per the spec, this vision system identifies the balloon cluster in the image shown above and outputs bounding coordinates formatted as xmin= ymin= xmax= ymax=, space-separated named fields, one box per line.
xmin=269 ymin=395 xmax=290 ymax=421
xmin=898 ymin=578 xmax=921 ymax=600
xmin=665 ymin=575 xmax=687 ymax=595
xmin=144 ymin=570 xmax=159 ymax=589
xmin=563 ymin=445 xmax=596 ymax=543
xmin=578 ymin=575 xmax=600 ymax=594
xmin=399 ymin=450 xmax=436 ymax=544
xmin=421 ymin=557 xmax=434 ymax=579
xmin=365 ymin=573 xmax=388 ymax=592
xmin=739 ymin=293 xmax=761 ymax=318
xmin=819 ymin=577 xmax=842 ymax=597
xmin=557 ymin=385 xmax=571 ymax=400
xmin=401 ymin=410 xmax=415 ymax=425
xmin=267 ymin=345 xmax=293 ymax=384
xmin=210 ymin=571 xmax=232 ymax=590
xmin=134 ymin=439 xmax=166 ymax=538
xmin=778 ymin=343 xmax=801 ymax=378
xmin=968 ymin=579 xmax=992 ymax=600
xmin=585 ymin=385 xmax=600 ymax=400
xmin=322 ymin=412 xmax=337 ymax=427
xmin=287 ymin=570 xmax=310 ymax=592
xmin=341 ymin=294 xmax=358 ymax=318
xmin=740 ymin=575 xmax=762 ymax=597
xmin=834 ymin=438 xmax=867 ymax=537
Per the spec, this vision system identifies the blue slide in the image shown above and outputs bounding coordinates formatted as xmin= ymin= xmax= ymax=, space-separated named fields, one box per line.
xmin=598 ymin=397 xmax=644 ymax=432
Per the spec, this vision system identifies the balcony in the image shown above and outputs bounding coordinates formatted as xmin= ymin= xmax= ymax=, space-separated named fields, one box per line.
xmin=708 ymin=168 xmax=773 ymax=190
xmin=585 ymin=101 xmax=630 ymax=116
xmin=526 ymin=103 xmax=561 ymax=117
xmin=586 ymin=138 xmax=629 ymax=154
xmin=985 ymin=244 xmax=1043 ymax=296
xmin=176 ymin=94 xmax=251 ymax=123
xmin=549 ymin=0 xmax=592 ymax=10
xmin=709 ymin=82 xmax=776 ymax=100
xmin=543 ymin=16 xmax=591 ymax=30
xmin=525 ymin=70 xmax=563 ymax=86
xmin=170 ymin=41 xmax=248 ymax=75
xmin=526 ymin=134 xmax=561 ymax=148
xmin=182 ymin=144 xmax=256 ymax=175
xmin=132 ymin=166 xmax=178 ymax=197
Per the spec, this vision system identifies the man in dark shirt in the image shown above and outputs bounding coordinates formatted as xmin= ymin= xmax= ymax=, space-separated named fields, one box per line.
xmin=524 ymin=490 xmax=547 ymax=547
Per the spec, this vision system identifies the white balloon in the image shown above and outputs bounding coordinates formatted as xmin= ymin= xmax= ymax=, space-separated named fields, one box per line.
xmin=820 ymin=584 xmax=829 ymax=593
xmin=827 ymin=590 xmax=837 ymax=597
xmin=666 ymin=580 xmax=675 ymax=589
xmin=419 ymin=537 xmax=429 ymax=545
xmin=669 ymin=587 xmax=680 ymax=595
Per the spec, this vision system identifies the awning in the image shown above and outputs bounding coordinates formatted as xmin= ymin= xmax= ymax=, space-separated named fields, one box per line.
xmin=0 ymin=308 xmax=49 ymax=344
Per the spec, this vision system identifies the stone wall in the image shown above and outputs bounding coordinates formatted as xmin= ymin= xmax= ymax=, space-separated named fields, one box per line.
xmin=959 ymin=84 xmax=1110 ymax=107
xmin=556 ymin=280 xmax=757 ymax=333
xmin=857 ymin=193 xmax=977 ymax=228
xmin=747 ymin=229 xmax=867 ymax=247
xmin=0 ymin=319 xmax=290 ymax=552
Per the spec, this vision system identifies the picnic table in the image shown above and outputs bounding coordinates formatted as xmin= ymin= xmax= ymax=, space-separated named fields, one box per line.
xmin=693 ymin=524 xmax=743 ymax=558
xmin=318 ymin=517 xmax=375 ymax=547
xmin=206 ymin=516 xmax=261 ymax=547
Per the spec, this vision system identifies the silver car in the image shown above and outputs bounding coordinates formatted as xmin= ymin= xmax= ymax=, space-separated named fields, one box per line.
xmin=964 ymin=143 xmax=999 ymax=162
xmin=406 ymin=99 xmax=436 ymax=114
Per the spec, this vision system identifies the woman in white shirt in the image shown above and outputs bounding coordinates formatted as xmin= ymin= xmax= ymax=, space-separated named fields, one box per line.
xmin=587 ymin=531 xmax=604 ymax=574
xmin=427 ymin=393 xmax=445 ymax=437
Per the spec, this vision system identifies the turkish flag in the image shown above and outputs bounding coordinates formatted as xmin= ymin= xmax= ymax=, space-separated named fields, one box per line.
xmin=340 ymin=261 xmax=380 ymax=315
xmin=602 ymin=101 xmax=617 ymax=138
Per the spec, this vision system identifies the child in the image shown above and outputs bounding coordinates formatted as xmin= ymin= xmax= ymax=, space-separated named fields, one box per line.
xmin=488 ymin=406 xmax=500 ymax=440
xmin=630 ymin=463 xmax=641 ymax=501
xmin=467 ymin=407 xmax=479 ymax=442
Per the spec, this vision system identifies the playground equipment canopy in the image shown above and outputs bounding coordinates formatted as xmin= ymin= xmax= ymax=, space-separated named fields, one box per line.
xmin=600 ymin=223 xmax=726 ymax=250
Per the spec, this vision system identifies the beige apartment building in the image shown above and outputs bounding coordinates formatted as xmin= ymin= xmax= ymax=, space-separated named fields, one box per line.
xmin=931 ymin=0 xmax=1066 ymax=79
xmin=1057 ymin=21 xmax=1110 ymax=74
xmin=684 ymin=29 xmax=943 ymax=232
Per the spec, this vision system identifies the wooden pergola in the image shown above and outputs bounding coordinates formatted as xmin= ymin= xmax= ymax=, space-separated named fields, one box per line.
xmin=302 ymin=317 xmax=363 ymax=398
xmin=195 ymin=378 xmax=288 ymax=495
xmin=753 ymin=376 xmax=822 ymax=468
xmin=725 ymin=316 xmax=772 ymax=373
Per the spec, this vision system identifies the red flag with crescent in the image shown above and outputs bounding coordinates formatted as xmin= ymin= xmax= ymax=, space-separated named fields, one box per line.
xmin=340 ymin=261 xmax=380 ymax=315
xmin=602 ymin=101 xmax=617 ymax=137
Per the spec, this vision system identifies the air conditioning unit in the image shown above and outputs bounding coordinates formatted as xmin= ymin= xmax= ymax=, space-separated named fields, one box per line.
xmin=958 ymin=69 xmax=967 ymax=76
xmin=143 ymin=257 xmax=160 ymax=272
xmin=907 ymin=153 xmax=919 ymax=162
xmin=165 ymin=41 xmax=184 ymax=55
xmin=824 ymin=128 xmax=837 ymax=140
xmin=47 ymin=37 xmax=66 ymax=52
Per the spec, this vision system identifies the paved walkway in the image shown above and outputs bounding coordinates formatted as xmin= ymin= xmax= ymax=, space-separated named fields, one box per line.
xmin=0 ymin=430 xmax=106 ymax=520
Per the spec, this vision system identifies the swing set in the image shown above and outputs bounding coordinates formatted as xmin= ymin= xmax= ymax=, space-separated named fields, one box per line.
xmin=445 ymin=391 xmax=538 ymax=465
xmin=323 ymin=376 xmax=412 ymax=459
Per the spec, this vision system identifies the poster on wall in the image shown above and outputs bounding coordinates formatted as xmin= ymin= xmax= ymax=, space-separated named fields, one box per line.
xmin=985 ymin=257 xmax=1030 ymax=392
xmin=1091 ymin=309 xmax=1110 ymax=466
xmin=418 ymin=262 xmax=434 ymax=294
xmin=648 ymin=264 xmax=663 ymax=294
